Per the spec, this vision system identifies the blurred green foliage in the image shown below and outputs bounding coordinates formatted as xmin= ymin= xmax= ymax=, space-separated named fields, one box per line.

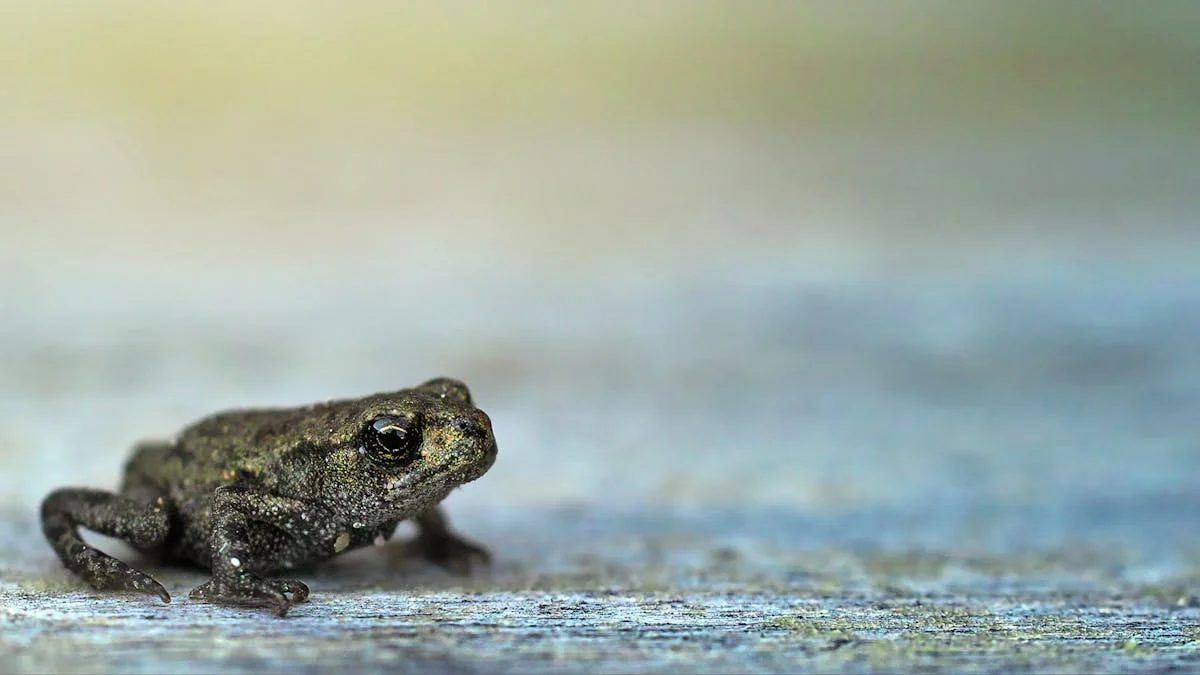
xmin=1 ymin=1 xmax=1196 ymax=131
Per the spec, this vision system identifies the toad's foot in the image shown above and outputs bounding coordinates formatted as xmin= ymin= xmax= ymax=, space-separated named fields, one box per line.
xmin=407 ymin=530 xmax=492 ymax=576
xmin=74 ymin=549 xmax=171 ymax=603
xmin=188 ymin=576 xmax=309 ymax=617
xmin=77 ymin=550 xmax=171 ymax=600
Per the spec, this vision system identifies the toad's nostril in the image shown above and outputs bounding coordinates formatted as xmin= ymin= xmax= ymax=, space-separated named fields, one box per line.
xmin=452 ymin=417 xmax=482 ymax=436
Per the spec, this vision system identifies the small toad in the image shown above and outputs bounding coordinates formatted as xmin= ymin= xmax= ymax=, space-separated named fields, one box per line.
xmin=40 ymin=378 xmax=497 ymax=616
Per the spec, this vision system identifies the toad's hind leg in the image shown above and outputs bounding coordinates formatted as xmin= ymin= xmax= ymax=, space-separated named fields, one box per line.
xmin=40 ymin=487 xmax=172 ymax=602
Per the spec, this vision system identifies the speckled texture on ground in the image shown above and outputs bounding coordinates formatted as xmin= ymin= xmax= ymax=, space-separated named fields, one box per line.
xmin=6 ymin=502 xmax=1200 ymax=673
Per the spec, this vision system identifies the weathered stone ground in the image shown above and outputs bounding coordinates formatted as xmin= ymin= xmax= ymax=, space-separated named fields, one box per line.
xmin=5 ymin=264 xmax=1200 ymax=674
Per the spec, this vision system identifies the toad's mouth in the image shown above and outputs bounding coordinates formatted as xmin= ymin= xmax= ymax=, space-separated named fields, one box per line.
xmin=383 ymin=450 xmax=496 ymax=506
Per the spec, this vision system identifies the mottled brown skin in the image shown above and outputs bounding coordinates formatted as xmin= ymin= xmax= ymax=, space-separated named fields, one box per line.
xmin=40 ymin=378 xmax=498 ymax=617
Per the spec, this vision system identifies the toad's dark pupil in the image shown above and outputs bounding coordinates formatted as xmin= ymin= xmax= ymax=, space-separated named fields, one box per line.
xmin=371 ymin=417 xmax=414 ymax=455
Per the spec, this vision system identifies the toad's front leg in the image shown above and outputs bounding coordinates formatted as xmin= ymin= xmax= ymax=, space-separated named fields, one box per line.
xmin=187 ymin=485 xmax=333 ymax=617
xmin=407 ymin=505 xmax=491 ymax=575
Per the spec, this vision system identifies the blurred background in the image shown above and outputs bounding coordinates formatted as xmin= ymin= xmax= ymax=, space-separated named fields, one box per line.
xmin=2 ymin=1 xmax=1199 ymax=546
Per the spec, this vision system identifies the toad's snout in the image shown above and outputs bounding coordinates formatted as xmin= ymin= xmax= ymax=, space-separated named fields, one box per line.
xmin=442 ymin=409 xmax=498 ymax=478
xmin=451 ymin=409 xmax=492 ymax=440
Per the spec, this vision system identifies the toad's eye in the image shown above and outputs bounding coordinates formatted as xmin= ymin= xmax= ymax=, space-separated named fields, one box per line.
xmin=366 ymin=415 xmax=421 ymax=464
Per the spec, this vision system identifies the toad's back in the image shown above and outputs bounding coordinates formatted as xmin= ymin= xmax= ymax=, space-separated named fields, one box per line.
xmin=118 ymin=401 xmax=357 ymax=493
